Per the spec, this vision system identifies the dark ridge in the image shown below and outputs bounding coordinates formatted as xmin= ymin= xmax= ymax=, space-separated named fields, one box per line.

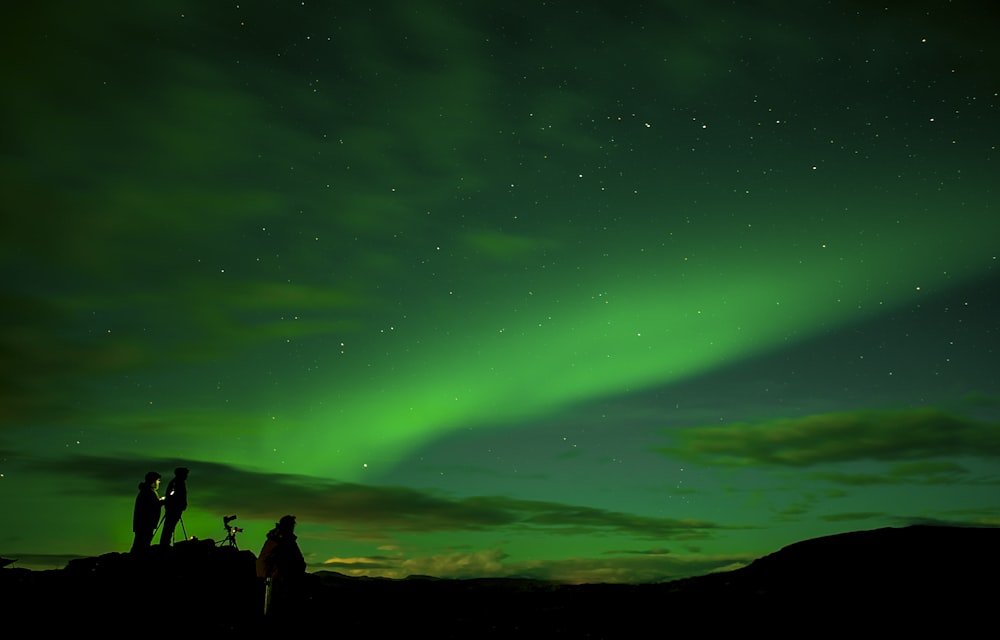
xmin=2 ymin=525 xmax=997 ymax=636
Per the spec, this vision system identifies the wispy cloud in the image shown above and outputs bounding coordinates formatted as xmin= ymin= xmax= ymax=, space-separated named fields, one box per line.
xmin=25 ymin=454 xmax=727 ymax=542
xmin=14 ymin=452 xmax=746 ymax=582
xmin=659 ymin=408 xmax=1000 ymax=468
xmin=812 ymin=461 xmax=985 ymax=486
xmin=318 ymin=546 xmax=755 ymax=584
xmin=819 ymin=512 xmax=885 ymax=523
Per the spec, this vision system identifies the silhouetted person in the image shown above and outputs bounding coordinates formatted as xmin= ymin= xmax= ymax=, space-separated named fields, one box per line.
xmin=130 ymin=471 xmax=163 ymax=553
xmin=159 ymin=466 xmax=189 ymax=546
xmin=257 ymin=515 xmax=306 ymax=616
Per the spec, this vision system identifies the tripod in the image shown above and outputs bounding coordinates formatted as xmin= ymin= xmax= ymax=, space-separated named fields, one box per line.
xmin=218 ymin=520 xmax=241 ymax=549
xmin=218 ymin=528 xmax=239 ymax=549
xmin=155 ymin=511 xmax=187 ymax=545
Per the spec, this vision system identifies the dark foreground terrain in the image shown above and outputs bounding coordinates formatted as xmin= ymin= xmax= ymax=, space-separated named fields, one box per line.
xmin=2 ymin=525 xmax=997 ymax=637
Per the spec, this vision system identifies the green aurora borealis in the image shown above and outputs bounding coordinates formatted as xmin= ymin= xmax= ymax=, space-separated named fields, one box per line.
xmin=2 ymin=1 xmax=998 ymax=583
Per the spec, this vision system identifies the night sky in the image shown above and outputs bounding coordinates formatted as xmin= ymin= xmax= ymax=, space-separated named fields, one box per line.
xmin=2 ymin=1 xmax=998 ymax=583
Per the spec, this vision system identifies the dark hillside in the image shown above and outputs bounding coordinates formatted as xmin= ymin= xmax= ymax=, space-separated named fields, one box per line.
xmin=2 ymin=525 xmax=996 ymax=637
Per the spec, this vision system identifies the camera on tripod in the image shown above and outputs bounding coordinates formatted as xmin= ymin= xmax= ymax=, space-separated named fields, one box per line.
xmin=218 ymin=514 xmax=243 ymax=548
xmin=223 ymin=514 xmax=243 ymax=533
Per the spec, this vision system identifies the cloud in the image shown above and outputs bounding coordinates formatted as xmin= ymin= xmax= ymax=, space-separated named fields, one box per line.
xmin=504 ymin=551 xmax=755 ymax=584
xmin=894 ymin=515 xmax=1000 ymax=528
xmin=24 ymin=454 xmax=725 ymax=542
xmin=461 ymin=230 xmax=553 ymax=263
xmin=14 ymin=453 xmax=741 ymax=581
xmin=319 ymin=546 xmax=752 ymax=584
xmin=397 ymin=547 xmax=510 ymax=579
xmin=0 ymin=294 xmax=143 ymax=426
xmin=963 ymin=392 xmax=1000 ymax=408
xmin=813 ymin=461 xmax=980 ymax=486
xmin=819 ymin=512 xmax=885 ymax=523
xmin=514 ymin=499 xmax=720 ymax=540
xmin=659 ymin=408 xmax=1000 ymax=468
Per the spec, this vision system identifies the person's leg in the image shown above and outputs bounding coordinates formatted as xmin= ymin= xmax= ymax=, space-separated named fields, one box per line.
xmin=159 ymin=512 xmax=178 ymax=545
xmin=131 ymin=528 xmax=154 ymax=553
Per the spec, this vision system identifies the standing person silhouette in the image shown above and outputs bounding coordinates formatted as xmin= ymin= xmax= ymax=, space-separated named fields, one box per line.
xmin=256 ymin=515 xmax=306 ymax=617
xmin=130 ymin=471 xmax=163 ymax=553
xmin=159 ymin=466 xmax=189 ymax=546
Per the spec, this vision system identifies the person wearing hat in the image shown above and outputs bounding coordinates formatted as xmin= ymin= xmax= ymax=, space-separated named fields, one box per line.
xmin=159 ymin=466 xmax=190 ymax=546
xmin=256 ymin=515 xmax=306 ymax=616
xmin=130 ymin=471 xmax=163 ymax=553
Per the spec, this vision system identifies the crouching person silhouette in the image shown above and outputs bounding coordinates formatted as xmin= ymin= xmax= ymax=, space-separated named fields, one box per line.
xmin=256 ymin=515 xmax=306 ymax=617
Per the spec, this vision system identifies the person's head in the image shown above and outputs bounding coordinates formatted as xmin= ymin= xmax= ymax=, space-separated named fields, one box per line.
xmin=174 ymin=466 xmax=189 ymax=479
xmin=277 ymin=515 xmax=296 ymax=533
xmin=144 ymin=471 xmax=161 ymax=489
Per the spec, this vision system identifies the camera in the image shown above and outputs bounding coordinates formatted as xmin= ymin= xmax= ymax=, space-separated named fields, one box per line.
xmin=218 ymin=514 xmax=243 ymax=549
xmin=223 ymin=514 xmax=243 ymax=533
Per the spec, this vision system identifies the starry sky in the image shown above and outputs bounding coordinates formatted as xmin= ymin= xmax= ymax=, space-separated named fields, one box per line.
xmin=2 ymin=1 xmax=998 ymax=583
